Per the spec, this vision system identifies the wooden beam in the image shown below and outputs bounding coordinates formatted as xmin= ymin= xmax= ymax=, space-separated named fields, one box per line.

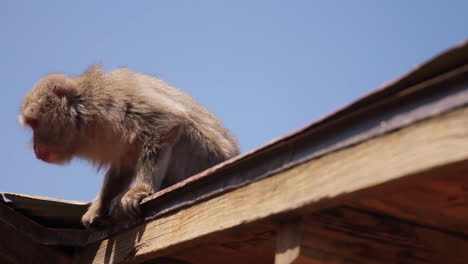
xmin=76 ymin=106 xmax=468 ymax=263
xmin=0 ymin=201 xmax=88 ymax=246
xmin=298 ymin=207 xmax=468 ymax=264
xmin=165 ymin=223 xmax=276 ymax=264
xmin=0 ymin=201 xmax=48 ymax=245
xmin=349 ymin=166 xmax=468 ymax=235
xmin=276 ymin=207 xmax=468 ymax=264
xmin=2 ymin=192 xmax=87 ymax=229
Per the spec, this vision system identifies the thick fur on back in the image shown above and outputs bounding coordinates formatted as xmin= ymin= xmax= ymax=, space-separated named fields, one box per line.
xmin=21 ymin=65 xmax=240 ymax=179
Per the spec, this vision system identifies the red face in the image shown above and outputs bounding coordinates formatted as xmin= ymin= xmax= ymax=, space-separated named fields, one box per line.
xmin=24 ymin=117 xmax=51 ymax=162
xmin=23 ymin=117 xmax=68 ymax=164
xmin=34 ymin=142 xmax=51 ymax=162
xmin=21 ymin=74 xmax=80 ymax=164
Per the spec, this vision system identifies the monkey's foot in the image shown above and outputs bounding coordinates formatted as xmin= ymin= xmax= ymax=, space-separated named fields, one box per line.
xmin=81 ymin=206 xmax=112 ymax=229
xmin=120 ymin=189 xmax=152 ymax=219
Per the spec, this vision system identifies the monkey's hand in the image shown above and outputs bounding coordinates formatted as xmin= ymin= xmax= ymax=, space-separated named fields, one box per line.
xmin=120 ymin=186 xmax=152 ymax=219
xmin=81 ymin=202 xmax=112 ymax=229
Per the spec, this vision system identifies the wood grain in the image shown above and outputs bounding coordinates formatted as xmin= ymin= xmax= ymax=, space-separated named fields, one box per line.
xmin=2 ymin=192 xmax=87 ymax=229
xmin=0 ymin=217 xmax=71 ymax=264
xmin=298 ymin=207 xmax=468 ymax=264
xmin=350 ymin=166 xmax=468 ymax=235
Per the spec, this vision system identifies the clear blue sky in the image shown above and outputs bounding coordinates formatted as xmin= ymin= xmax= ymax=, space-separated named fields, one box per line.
xmin=1 ymin=1 xmax=467 ymax=202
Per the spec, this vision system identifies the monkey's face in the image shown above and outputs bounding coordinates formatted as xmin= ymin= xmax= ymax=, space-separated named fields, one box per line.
xmin=19 ymin=74 xmax=82 ymax=164
xmin=26 ymin=124 xmax=77 ymax=164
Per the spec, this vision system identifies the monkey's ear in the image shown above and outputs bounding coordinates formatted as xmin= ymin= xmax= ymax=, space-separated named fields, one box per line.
xmin=53 ymin=85 xmax=76 ymax=98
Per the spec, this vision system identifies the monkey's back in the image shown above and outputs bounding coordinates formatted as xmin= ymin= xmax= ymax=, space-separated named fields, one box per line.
xmin=98 ymin=68 xmax=240 ymax=181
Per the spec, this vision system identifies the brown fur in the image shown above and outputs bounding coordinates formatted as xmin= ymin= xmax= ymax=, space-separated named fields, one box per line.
xmin=19 ymin=65 xmax=240 ymax=228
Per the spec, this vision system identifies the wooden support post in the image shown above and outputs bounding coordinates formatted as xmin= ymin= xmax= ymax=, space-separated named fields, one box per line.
xmin=275 ymin=219 xmax=303 ymax=264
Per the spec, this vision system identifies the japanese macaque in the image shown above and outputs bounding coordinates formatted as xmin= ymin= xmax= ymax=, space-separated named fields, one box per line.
xmin=19 ymin=65 xmax=240 ymax=228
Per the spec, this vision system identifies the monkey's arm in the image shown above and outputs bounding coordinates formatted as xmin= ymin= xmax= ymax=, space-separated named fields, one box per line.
xmin=81 ymin=167 xmax=134 ymax=228
xmin=120 ymin=126 xmax=182 ymax=218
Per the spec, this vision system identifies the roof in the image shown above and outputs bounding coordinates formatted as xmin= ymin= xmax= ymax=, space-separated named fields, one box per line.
xmin=1 ymin=192 xmax=87 ymax=229
xmin=0 ymin=39 xmax=468 ymax=263
xmin=2 ymin=40 xmax=468 ymax=231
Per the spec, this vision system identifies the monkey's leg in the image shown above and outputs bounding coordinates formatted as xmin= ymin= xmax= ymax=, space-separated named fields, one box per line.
xmin=120 ymin=141 xmax=174 ymax=218
xmin=119 ymin=125 xmax=182 ymax=219
xmin=82 ymin=167 xmax=134 ymax=228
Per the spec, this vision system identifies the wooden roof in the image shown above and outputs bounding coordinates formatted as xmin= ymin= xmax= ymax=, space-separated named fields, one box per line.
xmin=2 ymin=40 xmax=468 ymax=264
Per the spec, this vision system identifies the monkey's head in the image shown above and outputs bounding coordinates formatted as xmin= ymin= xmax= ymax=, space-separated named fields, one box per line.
xmin=19 ymin=74 xmax=83 ymax=164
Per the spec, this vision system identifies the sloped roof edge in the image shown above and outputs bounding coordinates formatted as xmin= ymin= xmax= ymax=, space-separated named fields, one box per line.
xmin=2 ymin=40 xmax=468 ymax=234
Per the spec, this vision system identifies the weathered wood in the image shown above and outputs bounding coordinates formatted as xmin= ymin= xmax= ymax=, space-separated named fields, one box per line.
xmin=167 ymin=225 xmax=275 ymax=264
xmin=350 ymin=166 xmax=468 ymax=236
xmin=274 ymin=207 xmax=468 ymax=264
xmin=76 ymin=221 xmax=277 ymax=264
xmin=108 ymin=221 xmax=277 ymax=264
xmin=75 ymin=104 xmax=468 ymax=263
xmin=298 ymin=207 xmax=468 ymax=264
xmin=2 ymin=192 xmax=88 ymax=229
xmin=0 ymin=202 xmax=89 ymax=246
xmin=0 ymin=217 xmax=71 ymax=264
xmin=0 ymin=201 xmax=48 ymax=245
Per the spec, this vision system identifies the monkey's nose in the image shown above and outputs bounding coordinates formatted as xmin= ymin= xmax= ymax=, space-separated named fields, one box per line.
xmin=34 ymin=144 xmax=50 ymax=162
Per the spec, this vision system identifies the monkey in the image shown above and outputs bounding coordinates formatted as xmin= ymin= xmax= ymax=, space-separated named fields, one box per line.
xmin=19 ymin=65 xmax=240 ymax=228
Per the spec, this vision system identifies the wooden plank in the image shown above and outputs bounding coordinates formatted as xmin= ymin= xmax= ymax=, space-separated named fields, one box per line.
xmin=167 ymin=242 xmax=274 ymax=264
xmin=0 ymin=201 xmax=48 ymax=245
xmin=272 ymin=207 xmax=468 ymax=264
xmin=297 ymin=207 xmax=468 ymax=264
xmin=75 ymin=105 xmax=468 ymax=263
xmin=139 ymin=221 xmax=276 ymax=264
xmin=168 ymin=226 xmax=275 ymax=264
xmin=349 ymin=166 xmax=468 ymax=235
xmin=0 ymin=202 xmax=89 ymax=246
xmin=78 ymin=221 xmax=277 ymax=264
xmin=2 ymin=192 xmax=88 ymax=229
xmin=0 ymin=217 xmax=71 ymax=264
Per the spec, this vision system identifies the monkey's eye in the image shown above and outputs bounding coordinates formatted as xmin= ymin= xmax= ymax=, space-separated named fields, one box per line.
xmin=25 ymin=118 xmax=38 ymax=129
